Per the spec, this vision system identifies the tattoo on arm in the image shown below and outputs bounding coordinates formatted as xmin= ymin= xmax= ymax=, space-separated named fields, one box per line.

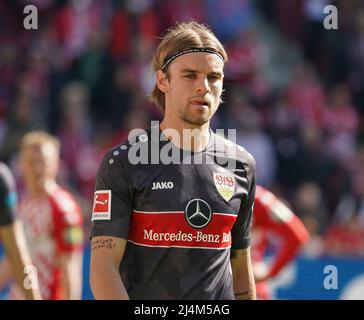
xmin=91 ymin=238 xmax=116 ymax=251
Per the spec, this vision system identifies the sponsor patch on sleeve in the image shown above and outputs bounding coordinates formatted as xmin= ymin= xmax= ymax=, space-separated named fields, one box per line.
xmin=92 ymin=190 xmax=111 ymax=221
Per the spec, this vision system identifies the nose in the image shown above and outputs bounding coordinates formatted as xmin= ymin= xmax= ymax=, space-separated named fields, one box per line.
xmin=196 ymin=77 xmax=210 ymax=94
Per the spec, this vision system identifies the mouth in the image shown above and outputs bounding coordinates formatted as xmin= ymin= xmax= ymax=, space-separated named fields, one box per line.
xmin=190 ymin=100 xmax=210 ymax=108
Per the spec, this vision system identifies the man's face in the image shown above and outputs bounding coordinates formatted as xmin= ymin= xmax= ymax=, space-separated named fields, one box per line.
xmin=19 ymin=144 xmax=59 ymax=188
xmin=159 ymin=52 xmax=224 ymax=126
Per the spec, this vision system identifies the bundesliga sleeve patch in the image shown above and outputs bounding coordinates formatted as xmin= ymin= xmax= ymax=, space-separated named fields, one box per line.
xmin=92 ymin=190 xmax=111 ymax=221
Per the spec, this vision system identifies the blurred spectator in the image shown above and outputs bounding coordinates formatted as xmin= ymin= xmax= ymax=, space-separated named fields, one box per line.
xmin=268 ymin=92 xmax=300 ymax=189
xmin=57 ymin=82 xmax=95 ymax=198
xmin=4 ymin=131 xmax=84 ymax=299
xmin=286 ymin=123 xmax=334 ymax=191
xmin=229 ymin=91 xmax=277 ymax=187
xmin=0 ymin=92 xmax=41 ymax=163
xmin=323 ymin=84 xmax=359 ymax=165
xmin=286 ymin=62 xmax=327 ymax=127
xmin=54 ymin=0 xmax=104 ymax=59
xmin=109 ymin=4 xmax=132 ymax=60
xmin=347 ymin=8 xmax=364 ymax=119
xmin=224 ymin=27 xmax=268 ymax=85
xmin=103 ymin=63 xmax=134 ymax=129
xmin=271 ymin=0 xmax=304 ymax=41
xmin=302 ymin=0 xmax=330 ymax=67
xmin=323 ymin=168 xmax=364 ymax=256
xmin=111 ymin=96 xmax=153 ymax=147
xmin=159 ymin=0 xmax=206 ymax=30
xmin=206 ymin=0 xmax=255 ymax=42
xmin=293 ymin=182 xmax=328 ymax=234
xmin=293 ymin=182 xmax=326 ymax=256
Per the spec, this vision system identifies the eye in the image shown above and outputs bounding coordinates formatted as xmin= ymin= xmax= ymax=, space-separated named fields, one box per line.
xmin=208 ymin=74 xmax=220 ymax=81
xmin=184 ymin=74 xmax=196 ymax=79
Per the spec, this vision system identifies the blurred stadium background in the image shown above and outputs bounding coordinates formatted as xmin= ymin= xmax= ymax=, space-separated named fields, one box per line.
xmin=0 ymin=0 xmax=363 ymax=299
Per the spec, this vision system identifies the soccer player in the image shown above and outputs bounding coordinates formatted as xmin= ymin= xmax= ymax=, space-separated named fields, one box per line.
xmin=90 ymin=22 xmax=257 ymax=300
xmin=1 ymin=131 xmax=84 ymax=299
xmin=0 ymin=162 xmax=41 ymax=300
xmin=252 ymin=185 xmax=310 ymax=299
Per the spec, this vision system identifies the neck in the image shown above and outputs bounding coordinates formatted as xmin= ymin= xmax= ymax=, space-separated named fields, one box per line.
xmin=160 ymin=116 xmax=210 ymax=152
xmin=27 ymin=179 xmax=58 ymax=198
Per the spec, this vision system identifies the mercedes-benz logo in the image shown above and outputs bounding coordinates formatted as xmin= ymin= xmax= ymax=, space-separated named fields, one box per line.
xmin=184 ymin=199 xmax=212 ymax=229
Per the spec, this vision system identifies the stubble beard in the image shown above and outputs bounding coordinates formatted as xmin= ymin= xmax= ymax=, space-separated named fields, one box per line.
xmin=179 ymin=103 xmax=218 ymax=126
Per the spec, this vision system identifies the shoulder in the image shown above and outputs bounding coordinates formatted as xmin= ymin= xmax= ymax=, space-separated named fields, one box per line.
xmin=254 ymin=186 xmax=277 ymax=210
xmin=255 ymin=185 xmax=269 ymax=201
xmin=49 ymin=187 xmax=82 ymax=225
xmin=0 ymin=162 xmax=10 ymax=178
xmin=99 ymin=128 xmax=152 ymax=169
xmin=212 ymin=133 xmax=256 ymax=171
xmin=0 ymin=162 xmax=15 ymax=189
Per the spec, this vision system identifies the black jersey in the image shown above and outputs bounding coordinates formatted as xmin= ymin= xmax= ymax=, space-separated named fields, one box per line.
xmin=91 ymin=127 xmax=256 ymax=300
xmin=0 ymin=162 xmax=17 ymax=226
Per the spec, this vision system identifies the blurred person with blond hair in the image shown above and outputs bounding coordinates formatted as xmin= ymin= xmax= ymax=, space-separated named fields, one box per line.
xmin=0 ymin=131 xmax=84 ymax=299
xmin=0 ymin=162 xmax=41 ymax=300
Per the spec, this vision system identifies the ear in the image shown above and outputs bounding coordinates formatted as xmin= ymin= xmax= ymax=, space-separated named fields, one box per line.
xmin=156 ymin=70 xmax=169 ymax=93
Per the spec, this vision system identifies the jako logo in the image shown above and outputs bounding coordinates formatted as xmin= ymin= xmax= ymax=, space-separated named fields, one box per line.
xmin=152 ymin=182 xmax=174 ymax=190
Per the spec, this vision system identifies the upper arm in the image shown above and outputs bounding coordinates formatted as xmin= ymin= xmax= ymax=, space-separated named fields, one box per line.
xmin=89 ymin=236 xmax=129 ymax=299
xmin=231 ymin=159 xmax=256 ymax=250
xmin=90 ymin=149 xmax=133 ymax=240
xmin=90 ymin=236 xmax=126 ymax=274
